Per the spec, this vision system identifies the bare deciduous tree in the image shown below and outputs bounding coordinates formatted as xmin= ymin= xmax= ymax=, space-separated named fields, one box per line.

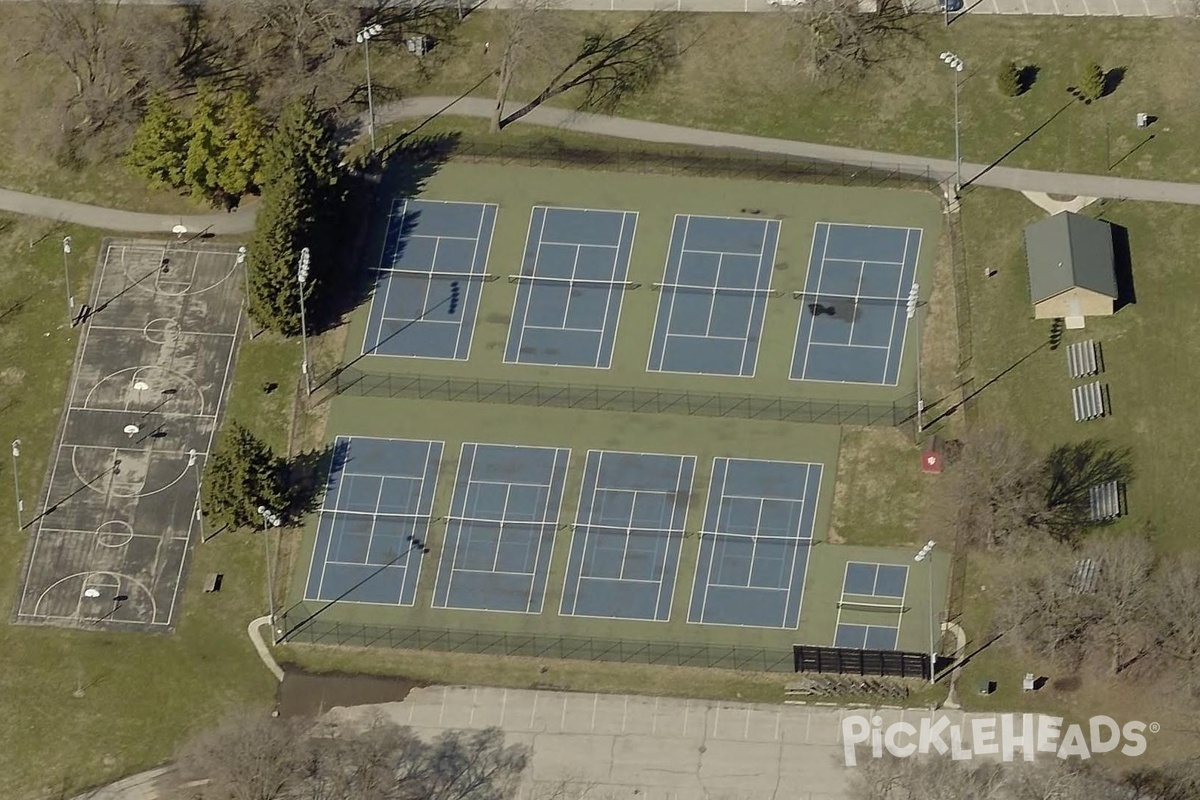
xmin=177 ymin=712 xmax=528 ymax=800
xmin=929 ymin=426 xmax=1047 ymax=551
xmin=176 ymin=713 xmax=312 ymax=800
xmin=851 ymin=755 xmax=1138 ymax=800
xmin=492 ymin=7 xmax=684 ymax=132
xmin=1083 ymin=531 xmax=1157 ymax=675
xmin=777 ymin=0 xmax=919 ymax=86
xmin=1152 ymin=553 xmax=1200 ymax=695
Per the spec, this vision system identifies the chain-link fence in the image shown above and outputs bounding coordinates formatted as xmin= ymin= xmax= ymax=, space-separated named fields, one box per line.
xmin=280 ymin=613 xmax=796 ymax=672
xmin=327 ymin=368 xmax=918 ymax=428
xmin=447 ymin=138 xmax=944 ymax=193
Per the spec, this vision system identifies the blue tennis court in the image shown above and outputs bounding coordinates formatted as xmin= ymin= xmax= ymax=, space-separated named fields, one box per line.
xmin=833 ymin=561 xmax=909 ymax=649
xmin=791 ymin=222 xmax=922 ymax=385
xmin=304 ymin=437 xmax=442 ymax=605
xmin=363 ymin=199 xmax=498 ymax=360
xmin=504 ymin=206 xmax=637 ymax=369
xmin=687 ymin=458 xmax=823 ymax=629
xmin=432 ymin=443 xmax=570 ymax=614
xmin=560 ymin=450 xmax=696 ymax=621
xmin=647 ymin=215 xmax=781 ymax=377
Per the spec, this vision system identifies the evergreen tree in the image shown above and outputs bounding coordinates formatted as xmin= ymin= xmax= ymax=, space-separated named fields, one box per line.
xmin=204 ymin=421 xmax=286 ymax=530
xmin=215 ymin=91 xmax=267 ymax=200
xmin=997 ymin=60 xmax=1022 ymax=97
xmin=261 ymin=94 xmax=340 ymax=189
xmin=124 ymin=94 xmax=189 ymax=187
xmin=1078 ymin=62 xmax=1105 ymax=102
xmin=246 ymin=164 xmax=313 ymax=335
xmin=246 ymin=94 xmax=343 ymax=335
xmin=184 ymin=86 xmax=227 ymax=199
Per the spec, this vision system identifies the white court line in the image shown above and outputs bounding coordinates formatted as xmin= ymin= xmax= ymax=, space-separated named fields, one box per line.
xmin=472 ymin=478 xmax=555 ymax=490
xmin=781 ymin=463 xmax=817 ymax=628
xmin=603 ymin=211 xmax=638 ymax=370
xmin=645 ymin=215 xmax=687 ymax=374
xmin=593 ymin=213 xmax=630 ymax=368
xmin=798 ymin=223 xmax=833 ymax=379
xmin=681 ymin=246 xmax=763 ymax=258
xmin=68 ymin=406 xmax=217 ymax=420
xmin=523 ymin=323 xmax=605 ymax=334
xmin=453 ymin=206 xmax=490 ymax=361
xmin=312 ymin=436 xmax=356 ymax=600
xmin=824 ymin=221 xmax=918 ymax=234
xmin=59 ymin=442 xmax=207 ymax=458
xmin=540 ymin=239 xmax=620 ymax=249
xmin=453 ymin=567 xmax=537 ymax=578
xmin=664 ymin=332 xmax=746 ymax=343
xmin=807 ymin=340 xmax=892 ymax=351
xmin=879 ymin=228 xmax=913 ymax=385
xmin=702 ymin=253 xmax=725 ymax=337
xmin=362 ymin=198 xmax=408 ymax=357
xmin=695 ymin=458 xmax=729 ymax=623
xmin=576 ymin=574 xmax=662 ymax=585
xmin=658 ymin=215 xmax=690 ymax=371
xmin=525 ymin=447 xmax=567 ymax=613
xmin=656 ymin=455 xmax=693 ymax=622
xmin=510 ymin=208 xmax=548 ymax=362
xmin=434 ymin=442 xmax=480 ymax=608
xmin=86 ymin=323 xmax=238 ymax=339
xmin=563 ymin=450 xmax=604 ymax=617
xmin=401 ymin=232 xmax=480 ymax=243
xmin=737 ymin=219 xmax=778 ymax=379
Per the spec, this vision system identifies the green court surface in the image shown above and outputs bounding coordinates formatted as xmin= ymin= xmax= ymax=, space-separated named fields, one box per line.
xmin=344 ymin=163 xmax=943 ymax=403
xmin=285 ymin=163 xmax=948 ymax=667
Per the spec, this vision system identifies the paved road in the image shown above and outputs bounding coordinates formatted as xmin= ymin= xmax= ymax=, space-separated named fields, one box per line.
xmin=3 ymin=95 xmax=1198 ymax=233
xmin=381 ymin=96 xmax=1200 ymax=205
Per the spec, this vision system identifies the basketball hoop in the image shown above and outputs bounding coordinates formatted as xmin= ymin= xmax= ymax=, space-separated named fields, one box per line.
xmin=83 ymin=589 xmax=101 ymax=598
xmin=123 ymin=424 xmax=139 ymax=438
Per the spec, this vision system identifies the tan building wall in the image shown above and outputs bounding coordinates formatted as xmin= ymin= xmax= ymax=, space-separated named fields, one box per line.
xmin=1034 ymin=288 xmax=1114 ymax=319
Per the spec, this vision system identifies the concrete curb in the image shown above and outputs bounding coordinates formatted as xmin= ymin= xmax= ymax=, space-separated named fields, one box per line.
xmin=248 ymin=616 xmax=285 ymax=683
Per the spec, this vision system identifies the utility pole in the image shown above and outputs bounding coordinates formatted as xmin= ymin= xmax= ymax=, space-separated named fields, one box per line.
xmin=62 ymin=236 xmax=74 ymax=321
xmin=940 ymin=52 xmax=965 ymax=198
xmin=258 ymin=505 xmax=283 ymax=645
xmin=914 ymin=540 xmax=938 ymax=685
xmin=906 ymin=283 xmax=923 ymax=439
xmin=357 ymin=23 xmax=384 ymax=154
xmin=10 ymin=439 xmax=22 ymax=530
xmin=297 ymin=247 xmax=312 ymax=396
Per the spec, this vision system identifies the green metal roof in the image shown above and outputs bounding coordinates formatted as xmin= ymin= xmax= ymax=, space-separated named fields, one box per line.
xmin=1024 ymin=212 xmax=1118 ymax=304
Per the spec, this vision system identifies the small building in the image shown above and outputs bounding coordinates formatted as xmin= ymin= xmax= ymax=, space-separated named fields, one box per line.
xmin=1024 ymin=212 xmax=1118 ymax=328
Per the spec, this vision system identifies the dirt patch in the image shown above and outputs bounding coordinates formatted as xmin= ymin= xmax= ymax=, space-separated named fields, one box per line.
xmin=828 ymin=428 xmax=926 ymax=547
xmin=276 ymin=667 xmax=426 ymax=718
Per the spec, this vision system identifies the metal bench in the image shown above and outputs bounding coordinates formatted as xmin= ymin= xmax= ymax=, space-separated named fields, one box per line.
xmin=203 ymin=573 xmax=223 ymax=593
xmin=1071 ymin=381 xmax=1107 ymax=421
xmin=1089 ymin=481 xmax=1122 ymax=521
xmin=1067 ymin=340 xmax=1101 ymax=378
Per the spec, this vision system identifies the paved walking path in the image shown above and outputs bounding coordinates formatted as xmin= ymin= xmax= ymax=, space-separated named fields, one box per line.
xmin=0 ymin=186 xmax=256 ymax=234
xmin=3 ymin=95 xmax=1198 ymax=234
xmin=380 ymin=96 xmax=1200 ymax=206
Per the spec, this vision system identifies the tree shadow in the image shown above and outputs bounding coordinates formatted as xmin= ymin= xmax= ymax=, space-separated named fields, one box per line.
xmin=308 ymin=131 xmax=460 ymax=335
xmin=1101 ymin=66 xmax=1126 ymax=98
xmin=1016 ymin=64 xmax=1039 ymax=95
xmin=1041 ymin=439 xmax=1134 ymax=542
xmin=282 ymin=441 xmax=347 ymax=520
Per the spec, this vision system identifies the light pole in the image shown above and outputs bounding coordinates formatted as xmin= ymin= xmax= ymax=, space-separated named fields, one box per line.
xmin=258 ymin=505 xmax=283 ymax=645
xmin=906 ymin=283 xmax=923 ymax=438
xmin=237 ymin=246 xmax=256 ymax=339
xmin=188 ymin=449 xmax=205 ymax=543
xmin=62 ymin=236 xmax=74 ymax=319
xmin=297 ymin=247 xmax=312 ymax=396
xmin=914 ymin=540 xmax=938 ymax=685
xmin=939 ymin=52 xmax=964 ymax=198
xmin=356 ymin=23 xmax=384 ymax=154
xmin=10 ymin=439 xmax=22 ymax=530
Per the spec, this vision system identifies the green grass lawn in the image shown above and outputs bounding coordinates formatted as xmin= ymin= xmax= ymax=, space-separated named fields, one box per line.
xmin=392 ymin=12 xmax=1200 ymax=182
xmin=940 ymin=189 xmax=1200 ymax=753
xmin=0 ymin=219 xmax=287 ymax=799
